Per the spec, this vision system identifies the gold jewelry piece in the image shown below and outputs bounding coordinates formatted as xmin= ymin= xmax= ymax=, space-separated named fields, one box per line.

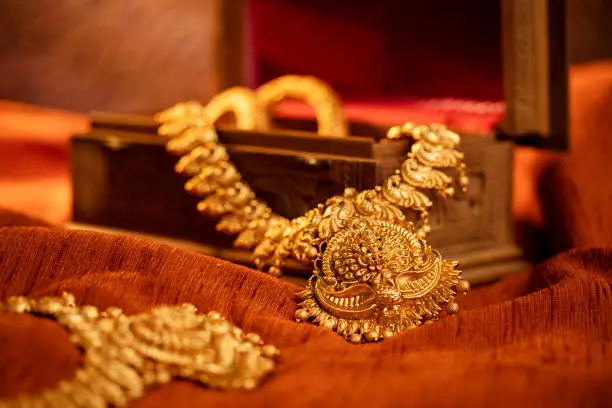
xmin=255 ymin=75 xmax=349 ymax=137
xmin=0 ymin=293 xmax=278 ymax=407
xmin=155 ymin=75 xmax=470 ymax=343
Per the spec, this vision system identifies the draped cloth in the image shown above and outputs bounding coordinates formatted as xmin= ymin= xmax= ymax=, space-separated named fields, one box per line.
xmin=2 ymin=60 xmax=612 ymax=406
xmin=0 ymin=208 xmax=611 ymax=407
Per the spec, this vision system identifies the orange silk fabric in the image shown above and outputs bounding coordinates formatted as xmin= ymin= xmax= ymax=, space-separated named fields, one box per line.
xmin=0 ymin=208 xmax=611 ymax=407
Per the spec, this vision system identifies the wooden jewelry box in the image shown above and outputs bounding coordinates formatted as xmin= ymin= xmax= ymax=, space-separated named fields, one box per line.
xmin=69 ymin=0 xmax=569 ymax=284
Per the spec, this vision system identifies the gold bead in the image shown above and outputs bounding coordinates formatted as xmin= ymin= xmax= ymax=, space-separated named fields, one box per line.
xmin=211 ymin=321 xmax=231 ymax=335
xmin=306 ymin=247 xmax=318 ymax=259
xmin=401 ymin=122 xmax=416 ymax=135
xmin=456 ymin=279 xmax=470 ymax=294
xmin=242 ymin=379 xmax=257 ymax=390
xmin=105 ymin=307 xmax=123 ymax=318
xmin=81 ymin=305 xmax=99 ymax=320
xmin=232 ymin=327 xmax=244 ymax=338
xmin=294 ymin=309 xmax=309 ymax=322
xmin=321 ymin=319 xmax=336 ymax=330
xmin=349 ymin=333 xmax=362 ymax=344
xmin=268 ymin=266 xmax=282 ymax=278
xmin=181 ymin=303 xmax=198 ymax=313
xmin=261 ymin=344 xmax=280 ymax=358
xmin=382 ymin=329 xmax=395 ymax=338
xmin=157 ymin=369 xmax=171 ymax=384
xmin=61 ymin=292 xmax=76 ymax=307
xmin=207 ymin=311 xmax=222 ymax=320
xmin=365 ymin=330 xmax=379 ymax=342
xmin=35 ymin=299 xmax=63 ymax=314
xmin=386 ymin=125 xmax=403 ymax=140
xmin=142 ymin=371 xmax=157 ymax=385
xmin=446 ymin=301 xmax=460 ymax=315
xmin=246 ymin=333 xmax=263 ymax=345
xmin=6 ymin=296 xmax=31 ymax=313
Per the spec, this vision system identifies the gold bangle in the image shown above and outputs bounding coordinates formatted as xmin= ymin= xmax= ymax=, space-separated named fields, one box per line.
xmin=0 ymin=293 xmax=278 ymax=407
xmin=155 ymin=76 xmax=470 ymax=343
xmin=256 ymin=75 xmax=349 ymax=137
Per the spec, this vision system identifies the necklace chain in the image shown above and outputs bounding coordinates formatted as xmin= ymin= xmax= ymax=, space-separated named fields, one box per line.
xmin=155 ymin=77 xmax=468 ymax=276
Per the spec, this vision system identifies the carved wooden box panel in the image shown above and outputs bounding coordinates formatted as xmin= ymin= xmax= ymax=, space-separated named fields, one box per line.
xmin=70 ymin=115 xmax=528 ymax=284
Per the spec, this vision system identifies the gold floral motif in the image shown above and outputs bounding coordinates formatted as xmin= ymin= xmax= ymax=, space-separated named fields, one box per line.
xmin=0 ymin=293 xmax=278 ymax=407
xmin=294 ymin=217 xmax=468 ymax=343
xmin=155 ymin=76 xmax=471 ymax=343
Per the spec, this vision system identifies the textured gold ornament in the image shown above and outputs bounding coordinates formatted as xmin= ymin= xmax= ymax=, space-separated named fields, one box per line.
xmin=155 ymin=75 xmax=470 ymax=343
xmin=255 ymin=75 xmax=349 ymax=137
xmin=0 ymin=293 xmax=278 ymax=407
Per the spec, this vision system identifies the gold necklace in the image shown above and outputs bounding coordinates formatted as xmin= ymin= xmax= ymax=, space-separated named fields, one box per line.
xmin=0 ymin=293 xmax=278 ymax=407
xmin=155 ymin=75 xmax=471 ymax=343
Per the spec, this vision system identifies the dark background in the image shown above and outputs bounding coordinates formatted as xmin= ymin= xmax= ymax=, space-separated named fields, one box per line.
xmin=0 ymin=0 xmax=609 ymax=114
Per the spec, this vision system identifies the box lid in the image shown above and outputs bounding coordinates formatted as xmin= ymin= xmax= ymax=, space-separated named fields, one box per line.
xmin=498 ymin=0 xmax=568 ymax=149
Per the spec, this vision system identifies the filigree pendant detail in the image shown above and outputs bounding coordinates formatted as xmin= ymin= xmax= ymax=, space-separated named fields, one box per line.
xmin=293 ymin=195 xmax=470 ymax=343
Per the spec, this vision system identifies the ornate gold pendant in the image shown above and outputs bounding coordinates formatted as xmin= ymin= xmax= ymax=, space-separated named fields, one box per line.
xmin=287 ymin=188 xmax=470 ymax=343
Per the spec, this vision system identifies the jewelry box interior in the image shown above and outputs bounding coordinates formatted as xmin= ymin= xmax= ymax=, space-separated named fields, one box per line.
xmin=246 ymin=0 xmax=505 ymax=136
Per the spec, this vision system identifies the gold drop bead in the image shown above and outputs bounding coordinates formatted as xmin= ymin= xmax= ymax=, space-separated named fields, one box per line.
xmin=294 ymin=309 xmax=309 ymax=322
xmin=306 ymin=247 xmax=318 ymax=259
xmin=105 ymin=307 xmax=123 ymax=318
xmin=211 ymin=321 xmax=231 ymax=336
xmin=382 ymin=329 xmax=395 ymax=338
xmin=35 ymin=299 xmax=63 ymax=314
xmin=81 ymin=305 xmax=99 ymax=320
xmin=386 ymin=125 xmax=403 ymax=140
xmin=6 ymin=296 xmax=31 ymax=313
xmin=446 ymin=301 xmax=460 ymax=315
xmin=207 ymin=311 xmax=222 ymax=320
xmin=157 ymin=369 xmax=172 ymax=384
xmin=321 ymin=319 xmax=336 ymax=330
xmin=268 ymin=266 xmax=282 ymax=277
xmin=62 ymin=292 xmax=76 ymax=306
xmin=181 ymin=303 xmax=198 ymax=313
xmin=365 ymin=330 xmax=379 ymax=342
xmin=349 ymin=333 xmax=362 ymax=344
xmin=142 ymin=371 xmax=157 ymax=386
xmin=401 ymin=122 xmax=416 ymax=135
xmin=261 ymin=344 xmax=279 ymax=358
xmin=456 ymin=279 xmax=470 ymax=294
xmin=242 ymin=379 xmax=257 ymax=391
xmin=246 ymin=333 xmax=263 ymax=345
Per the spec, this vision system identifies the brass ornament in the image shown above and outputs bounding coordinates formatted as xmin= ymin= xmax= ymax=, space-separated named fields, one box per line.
xmin=0 ymin=293 xmax=278 ymax=407
xmin=255 ymin=75 xmax=349 ymax=137
xmin=155 ymin=75 xmax=470 ymax=343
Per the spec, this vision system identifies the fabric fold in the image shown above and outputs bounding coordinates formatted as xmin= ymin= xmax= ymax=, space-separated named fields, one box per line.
xmin=0 ymin=211 xmax=610 ymax=407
